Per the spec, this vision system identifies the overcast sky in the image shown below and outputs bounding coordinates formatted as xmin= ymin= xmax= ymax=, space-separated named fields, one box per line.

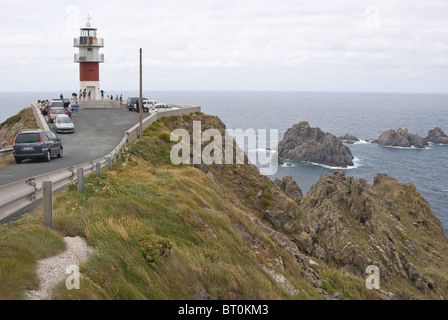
xmin=0 ymin=0 xmax=447 ymax=93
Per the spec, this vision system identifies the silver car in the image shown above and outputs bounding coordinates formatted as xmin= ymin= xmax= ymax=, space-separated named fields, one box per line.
xmin=53 ymin=115 xmax=75 ymax=133
xmin=150 ymin=103 xmax=177 ymax=113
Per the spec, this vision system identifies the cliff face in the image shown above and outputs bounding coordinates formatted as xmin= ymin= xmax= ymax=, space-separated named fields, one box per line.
xmin=277 ymin=122 xmax=354 ymax=168
xmin=298 ymin=172 xmax=448 ymax=296
xmin=188 ymin=115 xmax=448 ymax=299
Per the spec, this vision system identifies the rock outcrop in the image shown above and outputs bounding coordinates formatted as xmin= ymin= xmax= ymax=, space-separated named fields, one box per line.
xmin=338 ymin=133 xmax=359 ymax=144
xmin=372 ymin=128 xmax=428 ymax=148
xmin=277 ymin=122 xmax=354 ymax=168
xmin=273 ymin=176 xmax=303 ymax=203
xmin=425 ymin=127 xmax=448 ymax=145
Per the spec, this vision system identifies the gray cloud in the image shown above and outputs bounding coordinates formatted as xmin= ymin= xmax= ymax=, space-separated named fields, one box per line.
xmin=0 ymin=0 xmax=447 ymax=93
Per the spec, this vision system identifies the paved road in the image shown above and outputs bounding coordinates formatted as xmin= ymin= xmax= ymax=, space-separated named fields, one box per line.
xmin=0 ymin=107 xmax=143 ymax=186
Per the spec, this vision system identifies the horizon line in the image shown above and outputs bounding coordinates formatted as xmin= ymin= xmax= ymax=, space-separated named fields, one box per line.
xmin=1 ymin=89 xmax=448 ymax=95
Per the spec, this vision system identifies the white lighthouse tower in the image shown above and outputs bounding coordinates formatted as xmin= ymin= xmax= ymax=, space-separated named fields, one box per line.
xmin=74 ymin=15 xmax=104 ymax=100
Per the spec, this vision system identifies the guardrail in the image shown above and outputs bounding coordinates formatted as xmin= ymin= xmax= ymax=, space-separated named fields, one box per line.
xmin=0 ymin=148 xmax=13 ymax=162
xmin=0 ymin=106 xmax=201 ymax=222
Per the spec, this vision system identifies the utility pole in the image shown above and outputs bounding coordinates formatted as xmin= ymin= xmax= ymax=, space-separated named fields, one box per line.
xmin=139 ymin=48 xmax=143 ymax=137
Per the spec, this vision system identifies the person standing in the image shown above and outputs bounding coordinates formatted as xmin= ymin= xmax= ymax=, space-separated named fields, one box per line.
xmin=119 ymin=94 xmax=123 ymax=104
xmin=100 ymin=89 xmax=105 ymax=99
xmin=67 ymin=106 xmax=72 ymax=118
xmin=74 ymin=101 xmax=79 ymax=114
xmin=60 ymin=93 xmax=63 ymax=100
xmin=42 ymin=107 xmax=49 ymax=122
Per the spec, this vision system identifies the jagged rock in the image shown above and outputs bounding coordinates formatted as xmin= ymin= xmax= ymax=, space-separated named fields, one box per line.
xmin=338 ymin=133 xmax=359 ymax=144
xmin=425 ymin=127 xmax=448 ymax=145
xmin=277 ymin=121 xmax=354 ymax=168
xmin=261 ymin=265 xmax=301 ymax=297
xmin=264 ymin=210 xmax=289 ymax=228
xmin=273 ymin=175 xmax=303 ymax=202
xmin=372 ymin=128 xmax=428 ymax=148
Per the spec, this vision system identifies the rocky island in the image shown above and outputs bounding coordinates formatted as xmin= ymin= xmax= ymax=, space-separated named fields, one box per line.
xmin=372 ymin=128 xmax=428 ymax=148
xmin=338 ymin=133 xmax=359 ymax=144
xmin=425 ymin=127 xmax=448 ymax=145
xmin=277 ymin=121 xmax=354 ymax=168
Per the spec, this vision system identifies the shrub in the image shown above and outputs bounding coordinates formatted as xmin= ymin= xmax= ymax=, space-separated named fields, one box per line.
xmin=158 ymin=132 xmax=171 ymax=142
xmin=138 ymin=234 xmax=172 ymax=268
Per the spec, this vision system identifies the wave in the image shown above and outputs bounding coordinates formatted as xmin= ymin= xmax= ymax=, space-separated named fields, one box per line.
xmin=281 ymin=157 xmax=362 ymax=170
xmin=443 ymin=190 xmax=448 ymax=192
xmin=247 ymin=148 xmax=277 ymax=153
xmin=380 ymin=145 xmax=427 ymax=150
xmin=353 ymin=139 xmax=370 ymax=145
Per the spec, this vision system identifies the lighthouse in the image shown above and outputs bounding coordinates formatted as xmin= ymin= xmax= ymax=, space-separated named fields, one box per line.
xmin=74 ymin=15 xmax=104 ymax=100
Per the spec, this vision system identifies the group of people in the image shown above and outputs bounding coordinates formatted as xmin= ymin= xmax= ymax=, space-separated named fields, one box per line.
xmin=100 ymin=90 xmax=123 ymax=103
xmin=38 ymin=99 xmax=79 ymax=123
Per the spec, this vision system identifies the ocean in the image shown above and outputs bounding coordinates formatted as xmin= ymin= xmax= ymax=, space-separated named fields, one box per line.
xmin=1 ymin=90 xmax=448 ymax=234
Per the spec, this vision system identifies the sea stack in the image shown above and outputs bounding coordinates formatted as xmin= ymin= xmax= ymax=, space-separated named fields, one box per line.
xmin=425 ymin=127 xmax=448 ymax=145
xmin=277 ymin=121 xmax=354 ymax=168
xmin=338 ymin=133 xmax=359 ymax=144
xmin=372 ymin=128 xmax=427 ymax=148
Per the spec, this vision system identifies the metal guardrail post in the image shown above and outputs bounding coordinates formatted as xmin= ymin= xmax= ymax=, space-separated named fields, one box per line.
xmin=43 ymin=181 xmax=53 ymax=228
xmin=108 ymin=156 xmax=112 ymax=169
xmin=77 ymin=168 xmax=84 ymax=193
xmin=96 ymin=162 xmax=101 ymax=177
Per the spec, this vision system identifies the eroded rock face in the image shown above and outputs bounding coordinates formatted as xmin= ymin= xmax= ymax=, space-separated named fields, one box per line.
xmin=372 ymin=128 xmax=428 ymax=148
xmin=425 ymin=127 xmax=448 ymax=145
xmin=296 ymin=171 xmax=448 ymax=296
xmin=277 ymin=122 xmax=354 ymax=168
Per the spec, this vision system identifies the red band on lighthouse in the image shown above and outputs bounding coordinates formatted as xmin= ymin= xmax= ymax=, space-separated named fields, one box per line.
xmin=80 ymin=62 xmax=99 ymax=81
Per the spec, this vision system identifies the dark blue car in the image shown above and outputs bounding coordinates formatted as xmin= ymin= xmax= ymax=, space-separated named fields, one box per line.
xmin=13 ymin=129 xmax=63 ymax=163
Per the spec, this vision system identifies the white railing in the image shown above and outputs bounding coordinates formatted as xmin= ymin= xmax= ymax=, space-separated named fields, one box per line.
xmin=74 ymin=53 xmax=105 ymax=63
xmin=0 ymin=106 xmax=201 ymax=222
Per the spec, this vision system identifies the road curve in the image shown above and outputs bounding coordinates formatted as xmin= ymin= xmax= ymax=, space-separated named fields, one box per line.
xmin=0 ymin=107 xmax=143 ymax=187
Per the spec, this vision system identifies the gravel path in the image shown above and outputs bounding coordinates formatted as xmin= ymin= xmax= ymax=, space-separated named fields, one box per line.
xmin=26 ymin=236 xmax=94 ymax=300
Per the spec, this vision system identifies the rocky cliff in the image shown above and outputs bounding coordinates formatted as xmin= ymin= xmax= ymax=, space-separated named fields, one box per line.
xmin=372 ymin=128 xmax=428 ymax=148
xmin=188 ymin=115 xmax=448 ymax=299
xmin=277 ymin=122 xmax=354 ymax=168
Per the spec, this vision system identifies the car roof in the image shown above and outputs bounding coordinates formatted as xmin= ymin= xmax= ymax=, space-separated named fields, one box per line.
xmin=18 ymin=129 xmax=44 ymax=134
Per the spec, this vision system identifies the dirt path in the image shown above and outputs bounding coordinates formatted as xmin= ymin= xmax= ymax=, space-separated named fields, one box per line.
xmin=26 ymin=236 xmax=94 ymax=300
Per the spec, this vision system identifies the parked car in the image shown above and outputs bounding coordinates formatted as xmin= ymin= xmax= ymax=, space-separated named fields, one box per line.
xmin=53 ymin=114 xmax=75 ymax=133
xmin=49 ymin=107 xmax=67 ymax=123
xmin=13 ymin=129 xmax=63 ymax=163
xmin=150 ymin=103 xmax=177 ymax=113
xmin=49 ymin=99 xmax=64 ymax=109
xmin=141 ymin=100 xmax=158 ymax=112
xmin=126 ymin=97 xmax=148 ymax=111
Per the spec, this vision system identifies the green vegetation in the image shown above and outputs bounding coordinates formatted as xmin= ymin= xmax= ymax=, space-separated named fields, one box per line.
xmin=0 ymin=113 xmax=21 ymax=129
